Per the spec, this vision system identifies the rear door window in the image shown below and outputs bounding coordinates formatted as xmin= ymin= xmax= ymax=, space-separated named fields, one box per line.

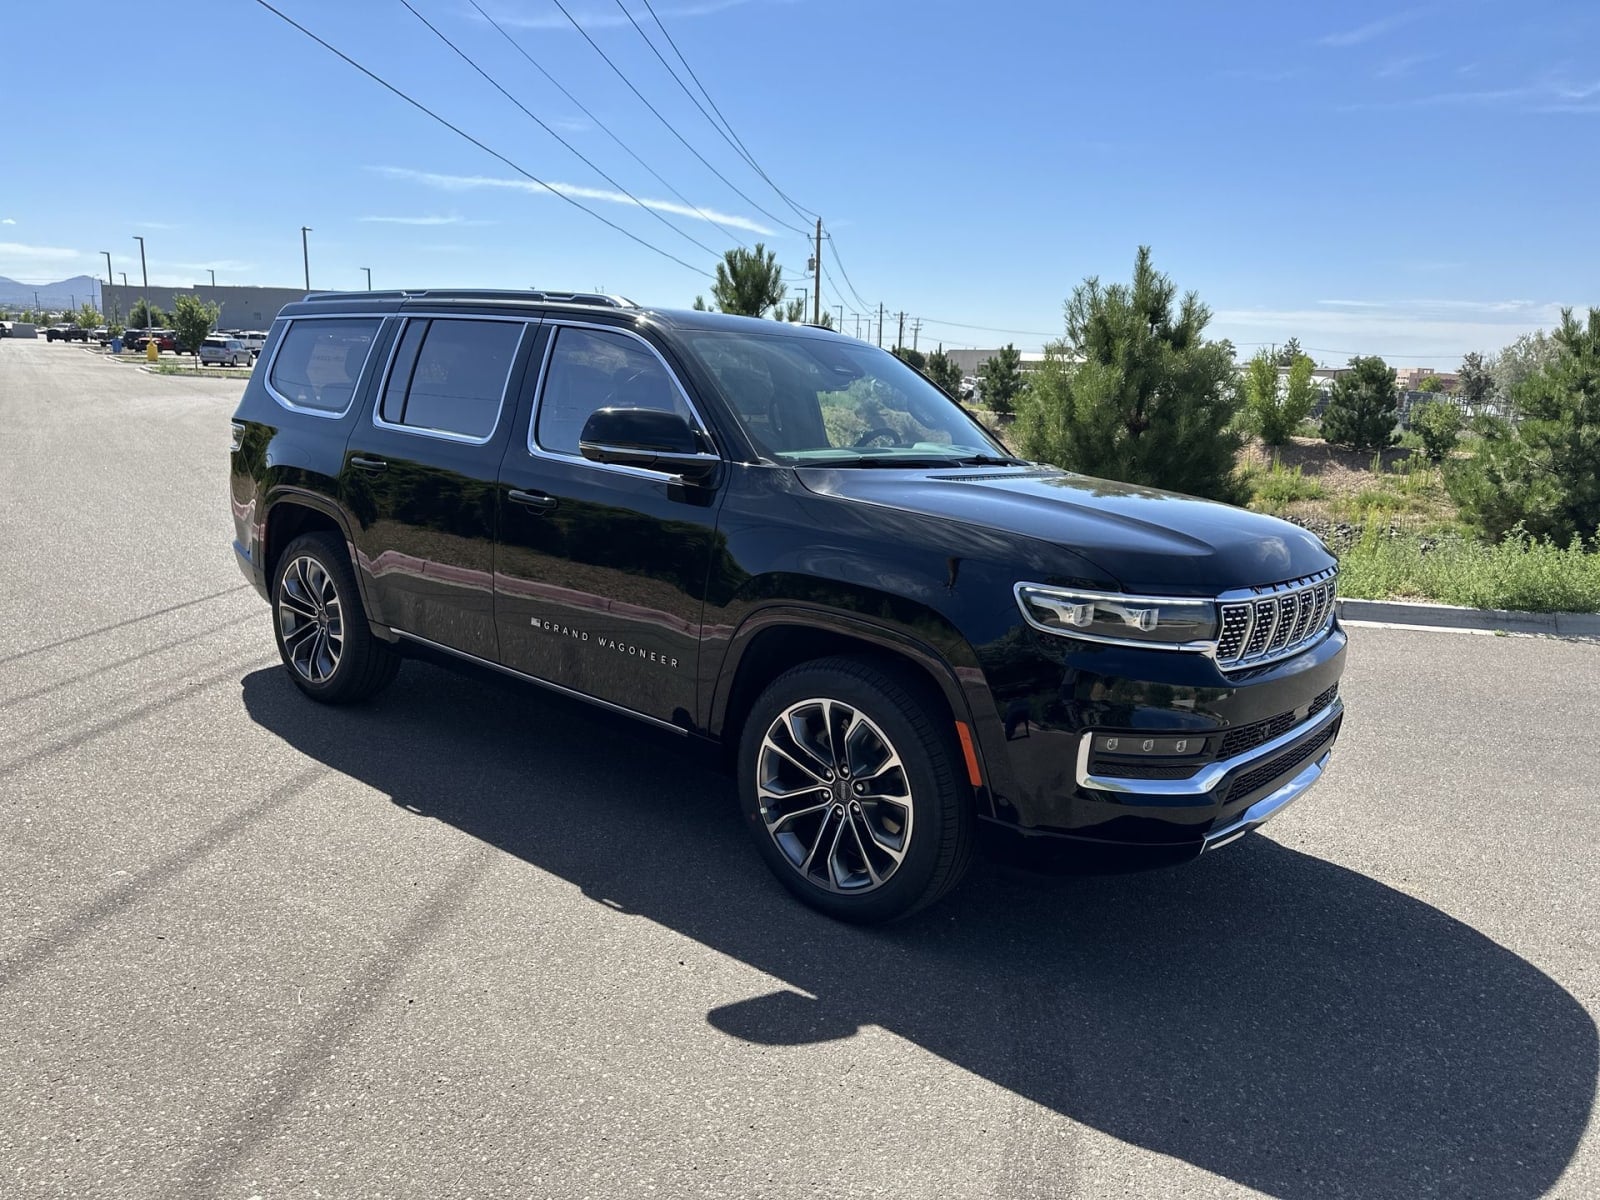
xmin=377 ymin=318 xmax=526 ymax=442
xmin=267 ymin=318 xmax=381 ymax=415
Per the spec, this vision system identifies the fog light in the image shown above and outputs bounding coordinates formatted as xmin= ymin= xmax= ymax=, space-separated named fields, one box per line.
xmin=1093 ymin=734 xmax=1205 ymax=756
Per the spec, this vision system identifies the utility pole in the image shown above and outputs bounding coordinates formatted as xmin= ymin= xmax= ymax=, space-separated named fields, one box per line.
xmin=812 ymin=218 xmax=823 ymax=325
xmin=362 ymin=267 xmax=372 ymax=291
xmin=834 ymin=304 xmax=843 ymax=332
xmin=854 ymin=313 xmax=861 ymax=339
xmin=301 ymin=226 xmax=313 ymax=291
xmin=896 ymin=311 xmax=905 ymax=351
xmin=877 ymin=302 xmax=884 ymax=347
xmin=911 ymin=318 xmax=922 ymax=351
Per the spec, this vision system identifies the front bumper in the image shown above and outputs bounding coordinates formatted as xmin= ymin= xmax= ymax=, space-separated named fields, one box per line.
xmin=975 ymin=620 xmax=1347 ymax=868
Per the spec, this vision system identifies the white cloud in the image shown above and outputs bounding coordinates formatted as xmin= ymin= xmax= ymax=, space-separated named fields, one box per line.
xmin=1 ymin=218 xmax=14 ymax=225
xmin=1318 ymin=9 xmax=1426 ymax=48
xmin=371 ymin=165 xmax=776 ymax=235
xmin=1214 ymin=300 xmax=1569 ymax=362
xmin=0 ymin=242 xmax=84 ymax=262
xmin=171 ymin=259 xmax=257 ymax=275
xmin=358 ymin=214 xmax=494 ymax=226
xmin=133 ymin=221 xmax=178 ymax=230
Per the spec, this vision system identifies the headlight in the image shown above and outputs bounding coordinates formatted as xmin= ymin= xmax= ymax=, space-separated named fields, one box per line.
xmin=1014 ymin=583 xmax=1218 ymax=650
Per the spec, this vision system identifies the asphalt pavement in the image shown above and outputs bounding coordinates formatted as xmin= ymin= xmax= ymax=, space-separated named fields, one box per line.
xmin=2 ymin=336 xmax=1597 ymax=1199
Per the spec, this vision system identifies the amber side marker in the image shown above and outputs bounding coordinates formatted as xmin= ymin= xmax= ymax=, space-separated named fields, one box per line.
xmin=954 ymin=721 xmax=983 ymax=787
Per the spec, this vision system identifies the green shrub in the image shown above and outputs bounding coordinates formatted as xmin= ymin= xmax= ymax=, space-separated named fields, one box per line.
xmin=1244 ymin=459 xmax=1326 ymax=511
xmin=1412 ymin=399 xmax=1463 ymax=462
xmin=1338 ymin=527 xmax=1600 ymax=612
xmin=1446 ymin=307 xmax=1600 ymax=543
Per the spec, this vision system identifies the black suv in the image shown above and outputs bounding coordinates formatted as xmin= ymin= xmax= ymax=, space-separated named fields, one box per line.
xmin=229 ymin=290 xmax=1346 ymax=921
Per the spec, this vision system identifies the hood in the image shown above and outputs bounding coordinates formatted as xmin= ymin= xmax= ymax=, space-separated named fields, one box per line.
xmin=795 ymin=466 xmax=1335 ymax=595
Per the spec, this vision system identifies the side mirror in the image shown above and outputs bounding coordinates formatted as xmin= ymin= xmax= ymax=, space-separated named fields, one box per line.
xmin=578 ymin=408 xmax=719 ymax=482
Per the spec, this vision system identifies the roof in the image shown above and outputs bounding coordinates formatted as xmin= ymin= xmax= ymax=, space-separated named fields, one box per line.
xmin=280 ymin=287 xmax=848 ymax=343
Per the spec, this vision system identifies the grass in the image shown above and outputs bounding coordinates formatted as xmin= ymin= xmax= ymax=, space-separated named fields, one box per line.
xmin=1242 ymin=458 xmax=1326 ymax=512
xmin=147 ymin=361 xmax=254 ymax=379
xmin=1338 ymin=528 xmax=1600 ymax=613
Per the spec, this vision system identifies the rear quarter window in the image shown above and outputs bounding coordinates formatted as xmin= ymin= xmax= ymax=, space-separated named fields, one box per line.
xmin=268 ymin=318 xmax=381 ymax=415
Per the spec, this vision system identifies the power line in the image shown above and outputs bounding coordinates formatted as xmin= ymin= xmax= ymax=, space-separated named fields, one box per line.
xmin=547 ymin=0 xmax=808 ymax=238
xmin=464 ymin=0 xmax=749 ymax=249
xmin=917 ymin=315 xmax=1057 ymax=337
xmin=246 ymin=0 xmax=712 ymax=277
xmin=399 ymin=0 xmax=720 ymax=259
xmin=630 ymin=0 xmax=818 ymax=226
xmin=824 ymin=234 xmax=872 ymax=313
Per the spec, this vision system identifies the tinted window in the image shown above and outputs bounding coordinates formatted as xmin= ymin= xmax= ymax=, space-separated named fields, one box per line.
xmin=681 ymin=329 xmax=1004 ymax=463
xmin=535 ymin=326 xmax=693 ymax=456
xmin=380 ymin=318 xmax=523 ymax=441
xmin=268 ymin=318 xmax=380 ymax=414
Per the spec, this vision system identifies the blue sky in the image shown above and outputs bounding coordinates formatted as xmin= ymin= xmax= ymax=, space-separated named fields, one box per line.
xmin=3 ymin=0 xmax=1596 ymax=364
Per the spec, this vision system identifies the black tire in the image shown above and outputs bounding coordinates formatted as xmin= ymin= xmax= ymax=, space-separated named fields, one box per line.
xmin=271 ymin=531 xmax=400 ymax=704
xmin=737 ymin=656 xmax=975 ymax=923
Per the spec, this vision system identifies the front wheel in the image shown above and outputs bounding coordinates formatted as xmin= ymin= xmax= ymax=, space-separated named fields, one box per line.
xmin=271 ymin=531 xmax=400 ymax=703
xmin=738 ymin=657 xmax=974 ymax=922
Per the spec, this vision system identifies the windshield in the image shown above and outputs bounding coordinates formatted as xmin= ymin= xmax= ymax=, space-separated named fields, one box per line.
xmin=679 ymin=329 xmax=1011 ymax=465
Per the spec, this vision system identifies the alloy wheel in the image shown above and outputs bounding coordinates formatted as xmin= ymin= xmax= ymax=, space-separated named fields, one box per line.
xmin=756 ymin=698 xmax=914 ymax=893
xmin=276 ymin=555 xmax=344 ymax=684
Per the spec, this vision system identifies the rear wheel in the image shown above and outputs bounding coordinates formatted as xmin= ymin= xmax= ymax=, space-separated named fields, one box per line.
xmin=271 ymin=531 xmax=400 ymax=704
xmin=737 ymin=657 xmax=974 ymax=922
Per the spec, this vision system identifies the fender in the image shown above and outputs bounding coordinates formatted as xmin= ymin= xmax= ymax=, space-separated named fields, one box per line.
xmin=260 ymin=484 xmax=387 ymax=630
xmin=705 ymin=598 xmax=1011 ymax=819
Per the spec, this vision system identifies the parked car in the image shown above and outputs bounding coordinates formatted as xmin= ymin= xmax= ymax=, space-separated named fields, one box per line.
xmin=45 ymin=324 xmax=87 ymax=342
xmin=199 ymin=335 xmax=250 ymax=367
xmin=228 ymin=289 xmax=1346 ymax=922
xmin=126 ymin=328 xmax=178 ymax=353
xmin=237 ymin=330 xmax=268 ymax=358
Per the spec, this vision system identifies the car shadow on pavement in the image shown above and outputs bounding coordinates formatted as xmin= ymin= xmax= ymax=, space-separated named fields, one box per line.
xmin=242 ymin=663 xmax=1597 ymax=1200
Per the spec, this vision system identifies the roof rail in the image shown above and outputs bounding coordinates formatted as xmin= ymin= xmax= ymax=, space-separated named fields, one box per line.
xmin=300 ymin=288 xmax=635 ymax=309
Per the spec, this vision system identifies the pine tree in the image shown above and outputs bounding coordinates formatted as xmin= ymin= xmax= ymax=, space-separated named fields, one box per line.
xmin=1014 ymin=247 xmax=1244 ymax=501
xmin=1446 ymin=307 xmax=1600 ymax=542
xmin=924 ymin=348 xmax=962 ymax=396
xmin=1321 ymin=356 xmax=1399 ymax=450
xmin=710 ymin=243 xmax=785 ymax=316
xmin=978 ymin=344 xmax=1025 ymax=415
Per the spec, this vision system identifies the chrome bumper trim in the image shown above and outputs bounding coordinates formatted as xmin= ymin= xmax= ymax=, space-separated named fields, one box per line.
xmin=1202 ymin=750 xmax=1331 ymax=852
xmin=1075 ymin=700 xmax=1342 ymax=797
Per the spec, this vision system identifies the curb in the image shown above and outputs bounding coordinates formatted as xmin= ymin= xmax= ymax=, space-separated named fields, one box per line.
xmin=1336 ymin=597 xmax=1600 ymax=638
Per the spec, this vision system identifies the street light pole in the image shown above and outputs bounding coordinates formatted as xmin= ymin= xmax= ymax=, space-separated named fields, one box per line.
xmin=362 ymin=267 xmax=372 ymax=291
xmin=208 ymin=269 xmax=216 ymax=287
xmin=133 ymin=235 xmax=148 ymax=288
xmin=301 ymin=226 xmax=312 ymax=291
xmin=119 ymin=273 xmax=127 ymax=287
xmin=101 ymin=251 xmax=113 ymax=286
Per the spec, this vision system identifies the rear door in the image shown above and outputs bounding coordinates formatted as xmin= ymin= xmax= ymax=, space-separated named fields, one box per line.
xmin=492 ymin=321 xmax=725 ymax=728
xmin=340 ymin=313 xmax=538 ymax=661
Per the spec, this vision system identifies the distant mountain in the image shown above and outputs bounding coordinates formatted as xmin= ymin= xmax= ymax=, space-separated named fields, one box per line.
xmin=0 ymin=274 xmax=101 ymax=311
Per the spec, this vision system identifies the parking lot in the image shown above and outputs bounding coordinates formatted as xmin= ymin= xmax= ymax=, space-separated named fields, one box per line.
xmin=1 ymin=335 xmax=1597 ymax=1199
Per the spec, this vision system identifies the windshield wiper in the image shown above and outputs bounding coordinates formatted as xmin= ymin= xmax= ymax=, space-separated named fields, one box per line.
xmin=946 ymin=453 xmax=1031 ymax=467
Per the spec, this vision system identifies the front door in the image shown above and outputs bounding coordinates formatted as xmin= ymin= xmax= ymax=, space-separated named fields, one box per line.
xmin=341 ymin=314 xmax=537 ymax=661
xmin=494 ymin=322 xmax=724 ymax=729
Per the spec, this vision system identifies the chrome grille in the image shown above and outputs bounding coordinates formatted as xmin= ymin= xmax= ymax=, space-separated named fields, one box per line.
xmin=1215 ymin=568 xmax=1338 ymax=671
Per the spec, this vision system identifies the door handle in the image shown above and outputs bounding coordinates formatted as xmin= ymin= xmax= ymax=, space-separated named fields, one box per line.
xmin=349 ymin=456 xmax=388 ymax=472
xmin=509 ymin=489 xmax=559 ymax=512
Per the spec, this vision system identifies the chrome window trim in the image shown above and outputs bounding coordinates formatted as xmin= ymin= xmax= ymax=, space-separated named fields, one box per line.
xmin=527 ymin=319 xmax=721 ymax=482
xmin=262 ymin=314 xmax=384 ymax=421
xmin=370 ymin=315 xmax=532 ymax=447
xmin=1075 ymin=699 xmax=1342 ymax=797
